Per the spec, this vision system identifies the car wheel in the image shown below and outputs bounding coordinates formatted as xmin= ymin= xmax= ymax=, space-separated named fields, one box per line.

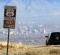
xmin=46 ymin=40 xmax=49 ymax=46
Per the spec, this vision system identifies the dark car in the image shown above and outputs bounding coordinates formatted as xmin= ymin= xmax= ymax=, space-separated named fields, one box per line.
xmin=45 ymin=32 xmax=60 ymax=46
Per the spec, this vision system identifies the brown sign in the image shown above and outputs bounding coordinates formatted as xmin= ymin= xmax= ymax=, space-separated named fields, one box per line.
xmin=3 ymin=6 xmax=16 ymax=29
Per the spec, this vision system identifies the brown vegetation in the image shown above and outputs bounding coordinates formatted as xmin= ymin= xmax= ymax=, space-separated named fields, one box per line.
xmin=0 ymin=42 xmax=60 ymax=55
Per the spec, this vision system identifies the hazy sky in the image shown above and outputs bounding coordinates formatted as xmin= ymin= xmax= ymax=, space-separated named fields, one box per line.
xmin=0 ymin=0 xmax=60 ymax=24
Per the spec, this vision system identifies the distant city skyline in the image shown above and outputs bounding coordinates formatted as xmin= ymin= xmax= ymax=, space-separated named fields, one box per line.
xmin=0 ymin=0 xmax=60 ymax=24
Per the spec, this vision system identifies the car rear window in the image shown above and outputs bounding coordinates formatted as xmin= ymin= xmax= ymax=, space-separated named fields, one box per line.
xmin=50 ymin=33 xmax=60 ymax=41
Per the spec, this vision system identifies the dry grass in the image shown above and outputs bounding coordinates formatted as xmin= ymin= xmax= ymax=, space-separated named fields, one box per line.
xmin=0 ymin=42 xmax=60 ymax=55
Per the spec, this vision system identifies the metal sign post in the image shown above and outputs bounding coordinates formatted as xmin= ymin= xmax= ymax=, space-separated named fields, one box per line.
xmin=6 ymin=28 xmax=10 ymax=55
xmin=3 ymin=6 xmax=16 ymax=55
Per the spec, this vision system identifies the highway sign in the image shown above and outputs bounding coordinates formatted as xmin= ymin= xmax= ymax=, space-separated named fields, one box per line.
xmin=3 ymin=6 xmax=16 ymax=29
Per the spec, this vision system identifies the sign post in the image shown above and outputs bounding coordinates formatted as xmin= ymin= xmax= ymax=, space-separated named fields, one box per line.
xmin=7 ymin=28 xmax=10 ymax=55
xmin=3 ymin=6 xmax=16 ymax=55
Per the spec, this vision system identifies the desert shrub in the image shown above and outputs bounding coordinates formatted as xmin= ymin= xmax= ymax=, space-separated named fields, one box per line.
xmin=25 ymin=52 xmax=31 ymax=55
xmin=49 ymin=49 xmax=60 ymax=55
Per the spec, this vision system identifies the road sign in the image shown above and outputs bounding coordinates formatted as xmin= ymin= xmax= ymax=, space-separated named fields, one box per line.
xmin=3 ymin=6 xmax=16 ymax=29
